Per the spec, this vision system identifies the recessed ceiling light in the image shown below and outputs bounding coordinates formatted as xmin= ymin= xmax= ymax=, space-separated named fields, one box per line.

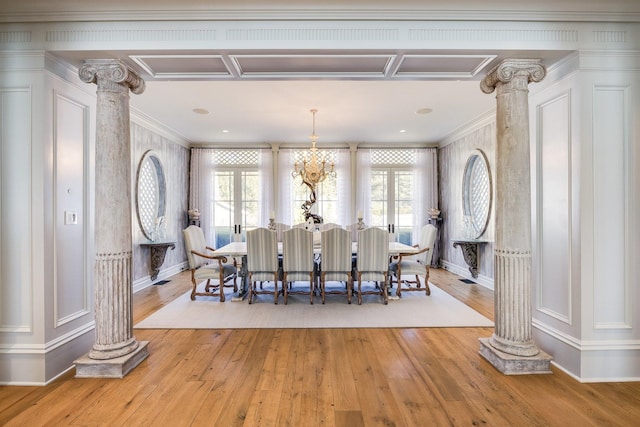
xmin=192 ymin=108 xmax=210 ymax=115
xmin=399 ymin=129 xmax=407 ymax=133
xmin=415 ymin=108 xmax=433 ymax=115
xmin=222 ymin=129 xmax=229 ymax=133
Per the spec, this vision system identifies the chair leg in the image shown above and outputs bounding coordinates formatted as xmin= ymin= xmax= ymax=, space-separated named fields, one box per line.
xmin=357 ymin=272 xmax=363 ymax=305
xmin=190 ymin=271 xmax=197 ymax=300
xmin=347 ymin=273 xmax=353 ymax=304
xmin=283 ymin=273 xmax=288 ymax=305
xmin=396 ymin=266 xmax=402 ymax=298
xmin=218 ymin=272 xmax=226 ymax=302
xmin=382 ymin=273 xmax=388 ymax=305
xmin=321 ymin=272 xmax=326 ymax=304
xmin=274 ymin=273 xmax=279 ymax=304
xmin=424 ymin=269 xmax=431 ymax=296
xmin=309 ymin=272 xmax=314 ymax=305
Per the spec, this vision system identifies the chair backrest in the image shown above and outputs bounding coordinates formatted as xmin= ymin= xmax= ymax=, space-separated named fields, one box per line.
xmin=246 ymin=227 xmax=278 ymax=273
xmin=357 ymin=227 xmax=389 ymax=272
xmin=321 ymin=227 xmax=352 ymax=273
xmin=282 ymin=228 xmax=314 ymax=273
xmin=273 ymin=222 xmax=291 ymax=242
xmin=183 ymin=225 xmax=208 ymax=270
xmin=417 ymin=224 xmax=438 ymax=265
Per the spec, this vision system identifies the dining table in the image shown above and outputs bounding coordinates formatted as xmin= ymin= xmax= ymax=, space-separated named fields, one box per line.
xmin=215 ymin=240 xmax=419 ymax=301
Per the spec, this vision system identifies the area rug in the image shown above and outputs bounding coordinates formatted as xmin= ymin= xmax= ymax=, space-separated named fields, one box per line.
xmin=135 ymin=283 xmax=493 ymax=329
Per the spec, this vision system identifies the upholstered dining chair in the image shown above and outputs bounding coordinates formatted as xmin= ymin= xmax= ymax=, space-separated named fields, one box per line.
xmin=319 ymin=227 xmax=353 ymax=304
xmin=282 ymin=228 xmax=315 ymax=304
xmin=246 ymin=227 xmax=280 ymax=304
xmin=183 ymin=225 xmax=237 ymax=302
xmin=355 ymin=227 xmax=390 ymax=305
xmin=389 ymin=224 xmax=437 ymax=297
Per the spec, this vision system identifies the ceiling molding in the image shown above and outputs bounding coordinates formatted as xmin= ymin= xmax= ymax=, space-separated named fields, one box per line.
xmin=2 ymin=10 xmax=640 ymax=24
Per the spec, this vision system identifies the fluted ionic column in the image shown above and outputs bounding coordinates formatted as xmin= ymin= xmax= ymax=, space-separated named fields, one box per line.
xmin=75 ymin=60 xmax=148 ymax=377
xmin=479 ymin=59 xmax=552 ymax=374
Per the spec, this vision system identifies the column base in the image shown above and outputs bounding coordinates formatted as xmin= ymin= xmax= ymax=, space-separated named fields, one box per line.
xmin=479 ymin=337 xmax=552 ymax=375
xmin=74 ymin=341 xmax=149 ymax=378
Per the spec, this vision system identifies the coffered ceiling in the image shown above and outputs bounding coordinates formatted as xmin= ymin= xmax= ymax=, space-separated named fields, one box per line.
xmin=50 ymin=47 xmax=569 ymax=146
xmin=6 ymin=0 xmax=638 ymax=146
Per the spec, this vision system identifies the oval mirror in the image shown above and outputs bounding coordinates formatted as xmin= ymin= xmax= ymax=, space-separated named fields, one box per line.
xmin=462 ymin=149 xmax=492 ymax=239
xmin=135 ymin=150 xmax=166 ymax=241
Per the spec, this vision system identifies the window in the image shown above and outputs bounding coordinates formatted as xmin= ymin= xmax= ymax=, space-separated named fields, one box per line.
xmin=371 ymin=150 xmax=416 ymax=245
xmin=212 ymin=168 xmax=260 ymax=247
xmin=284 ymin=148 xmax=350 ymax=226
xmin=190 ymin=149 xmax=266 ymax=248
xmin=359 ymin=149 xmax=434 ymax=245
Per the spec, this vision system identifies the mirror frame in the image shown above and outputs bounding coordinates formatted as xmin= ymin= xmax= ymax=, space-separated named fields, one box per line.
xmin=462 ymin=149 xmax=492 ymax=239
xmin=135 ymin=150 xmax=167 ymax=241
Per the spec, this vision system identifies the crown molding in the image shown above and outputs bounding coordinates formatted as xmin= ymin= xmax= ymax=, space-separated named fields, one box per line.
xmin=2 ymin=9 xmax=640 ymax=24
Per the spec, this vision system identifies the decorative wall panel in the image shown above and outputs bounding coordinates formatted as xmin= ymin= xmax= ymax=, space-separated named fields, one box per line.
xmin=0 ymin=87 xmax=32 ymax=332
xmin=592 ymin=85 xmax=631 ymax=329
xmin=53 ymin=92 xmax=90 ymax=326
xmin=536 ymin=92 xmax=572 ymax=323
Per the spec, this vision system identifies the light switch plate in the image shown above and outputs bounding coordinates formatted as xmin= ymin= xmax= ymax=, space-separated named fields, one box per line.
xmin=65 ymin=211 xmax=78 ymax=225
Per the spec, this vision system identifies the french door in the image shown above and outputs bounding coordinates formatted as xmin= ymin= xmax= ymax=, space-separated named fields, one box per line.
xmin=212 ymin=168 xmax=259 ymax=247
xmin=369 ymin=168 xmax=414 ymax=244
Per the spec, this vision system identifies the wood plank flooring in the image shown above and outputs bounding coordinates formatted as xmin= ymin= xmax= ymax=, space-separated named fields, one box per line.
xmin=2 ymin=268 xmax=640 ymax=426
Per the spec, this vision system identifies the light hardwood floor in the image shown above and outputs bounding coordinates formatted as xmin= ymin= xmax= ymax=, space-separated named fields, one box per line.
xmin=2 ymin=268 xmax=639 ymax=426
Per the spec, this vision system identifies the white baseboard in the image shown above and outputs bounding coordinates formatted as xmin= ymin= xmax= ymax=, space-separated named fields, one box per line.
xmin=133 ymin=262 xmax=189 ymax=294
xmin=440 ymin=260 xmax=494 ymax=290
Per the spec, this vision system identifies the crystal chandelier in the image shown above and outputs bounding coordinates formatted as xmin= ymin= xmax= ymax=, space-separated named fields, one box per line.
xmin=292 ymin=109 xmax=336 ymax=185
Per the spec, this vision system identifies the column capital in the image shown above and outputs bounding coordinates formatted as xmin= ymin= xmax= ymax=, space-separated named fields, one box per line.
xmin=480 ymin=59 xmax=546 ymax=94
xmin=79 ymin=59 xmax=145 ymax=95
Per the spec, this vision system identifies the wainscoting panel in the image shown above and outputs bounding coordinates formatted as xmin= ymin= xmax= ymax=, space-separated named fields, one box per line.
xmin=53 ymin=92 xmax=91 ymax=326
xmin=536 ymin=91 xmax=572 ymax=324
xmin=0 ymin=87 xmax=32 ymax=333
xmin=592 ymin=85 xmax=630 ymax=330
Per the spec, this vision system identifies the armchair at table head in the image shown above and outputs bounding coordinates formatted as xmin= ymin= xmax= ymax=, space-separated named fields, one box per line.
xmin=246 ymin=227 xmax=280 ymax=304
xmin=389 ymin=223 xmax=437 ymax=298
xmin=183 ymin=225 xmax=237 ymax=302
xmin=355 ymin=227 xmax=390 ymax=305
xmin=282 ymin=228 xmax=315 ymax=304
xmin=319 ymin=227 xmax=353 ymax=304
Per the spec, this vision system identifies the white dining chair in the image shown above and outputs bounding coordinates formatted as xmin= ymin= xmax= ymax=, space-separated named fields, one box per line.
xmin=389 ymin=224 xmax=437 ymax=297
xmin=282 ymin=228 xmax=315 ymax=304
xmin=319 ymin=227 xmax=353 ymax=304
xmin=355 ymin=227 xmax=390 ymax=305
xmin=246 ymin=227 xmax=280 ymax=304
xmin=183 ymin=225 xmax=237 ymax=302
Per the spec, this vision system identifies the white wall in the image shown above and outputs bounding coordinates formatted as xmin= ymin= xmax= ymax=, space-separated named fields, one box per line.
xmin=530 ymin=51 xmax=640 ymax=381
xmin=0 ymin=52 xmax=97 ymax=385
xmin=0 ymin=51 xmax=190 ymax=385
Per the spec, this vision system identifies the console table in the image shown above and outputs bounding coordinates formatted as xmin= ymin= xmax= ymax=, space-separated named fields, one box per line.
xmin=452 ymin=239 xmax=489 ymax=278
xmin=140 ymin=241 xmax=176 ymax=281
